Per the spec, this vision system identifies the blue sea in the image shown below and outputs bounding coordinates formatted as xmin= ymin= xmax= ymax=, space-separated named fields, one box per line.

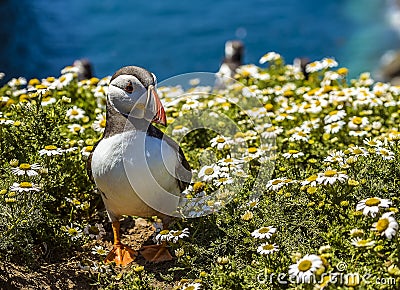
xmin=1 ymin=0 xmax=400 ymax=83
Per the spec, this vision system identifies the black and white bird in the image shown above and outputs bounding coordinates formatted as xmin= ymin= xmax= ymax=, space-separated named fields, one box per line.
xmin=89 ymin=66 xmax=192 ymax=265
xmin=217 ymin=40 xmax=244 ymax=78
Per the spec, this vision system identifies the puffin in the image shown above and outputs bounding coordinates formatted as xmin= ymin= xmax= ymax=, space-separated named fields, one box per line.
xmin=89 ymin=66 xmax=192 ymax=265
xmin=217 ymin=40 xmax=244 ymax=78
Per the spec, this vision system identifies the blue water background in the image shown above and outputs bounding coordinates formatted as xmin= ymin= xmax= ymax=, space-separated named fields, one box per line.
xmin=1 ymin=0 xmax=399 ymax=82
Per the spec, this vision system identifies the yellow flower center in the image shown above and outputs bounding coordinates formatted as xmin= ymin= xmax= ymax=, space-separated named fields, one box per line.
xmin=329 ymin=110 xmax=338 ymax=116
xmin=379 ymin=149 xmax=390 ymax=156
xmin=88 ymin=226 xmax=100 ymax=235
xmin=262 ymin=244 xmax=275 ymax=251
xmin=356 ymin=239 xmax=369 ymax=246
xmin=376 ymin=218 xmax=389 ymax=232
xmin=365 ymin=198 xmax=380 ymax=207
xmin=159 ymin=229 xmax=169 ymax=235
xmin=352 ymin=117 xmax=363 ymax=125
xmin=70 ymin=109 xmax=79 ymax=116
xmin=298 ymin=260 xmax=312 ymax=272
xmin=248 ymin=147 xmax=258 ymax=154
xmin=224 ymin=158 xmax=233 ymax=163
xmin=68 ymin=228 xmax=78 ymax=236
xmin=324 ymin=170 xmax=337 ymax=177
xmin=85 ymin=146 xmax=94 ymax=152
xmin=100 ymin=119 xmax=107 ymax=128
xmin=185 ymin=286 xmax=195 ymax=290
xmin=19 ymin=163 xmax=31 ymax=170
xmin=20 ymin=182 xmax=33 ymax=188
xmin=174 ymin=125 xmax=183 ymax=130
xmin=271 ymin=180 xmax=282 ymax=185
xmin=352 ymin=148 xmax=363 ymax=155
xmin=204 ymin=168 xmax=214 ymax=175
xmin=258 ymin=227 xmax=271 ymax=234
xmin=171 ymin=230 xmax=182 ymax=237
xmin=45 ymin=145 xmax=57 ymax=150
xmin=73 ymin=126 xmax=81 ymax=132
xmin=217 ymin=137 xmax=226 ymax=143
xmin=288 ymin=150 xmax=299 ymax=154
xmin=266 ymin=127 xmax=276 ymax=132
xmin=307 ymin=175 xmax=317 ymax=182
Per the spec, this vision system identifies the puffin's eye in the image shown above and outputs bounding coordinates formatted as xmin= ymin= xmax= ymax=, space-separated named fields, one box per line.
xmin=125 ymin=82 xmax=134 ymax=93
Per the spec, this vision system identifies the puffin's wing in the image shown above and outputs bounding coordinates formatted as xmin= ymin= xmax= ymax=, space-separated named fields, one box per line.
xmin=148 ymin=126 xmax=192 ymax=192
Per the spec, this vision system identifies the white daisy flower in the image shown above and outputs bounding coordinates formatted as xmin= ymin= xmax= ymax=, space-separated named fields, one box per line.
xmin=198 ymin=164 xmax=221 ymax=182
xmin=288 ymin=254 xmax=323 ymax=282
xmin=84 ymin=223 xmax=106 ymax=240
xmin=289 ymin=130 xmax=310 ymax=142
xmin=65 ymin=224 xmax=82 ymax=241
xmin=251 ymin=226 xmax=277 ymax=239
xmin=282 ymin=150 xmax=304 ymax=159
xmin=259 ymin=52 xmax=281 ymax=64
xmin=321 ymin=57 xmax=338 ymax=69
xmin=81 ymin=146 xmax=94 ymax=158
xmin=68 ymin=123 xmax=85 ymax=134
xmin=92 ymin=113 xmax=106 ymax=133
xmin=168 ymin=228 xmax=190 ymax=243
xmin=348 ymin=116 xmax=369 ymax=130
xmin=39 ymin=145 xmax=64 ymax=156
xmin=324 ymin=110 xmax=346 ymax=124
xmin=351 ymin=238 xmax=375 ymax=248
xmin=181 ymin=282 xmax=202 ymax=290
xmin=213 ymin=174 xmax=234 ymax=187
xmin=155 ymin=229 xmax=170 ymax=243
xmin=316 ymin=169 xmax=348 ymax=185
xmin=66 ymin=106 xmax=85 ymax=120
xmin=363 ymin=137 xmax=383 ymax=147
xmin=91 ymin=245 xmax=107 ymax=256
xmin=261 ymin=125 xmax=284 ymax=139
xmin=324 ymin=121 xmax=345 ymax=134
xmin=300 ymin=175 xmax=318 ymax=187
xmin=375 ymin=147 xmax=395 ymax=160
xmin=41 ymin=96 xmax=57 ymax=106
xmin=257 ymin=243 xmax=279 ymax=255
xmin=305 ymin=61 xmax=324 ymax=73
xmin=324 ymin=150 xmax=345 ymax=164
xmin=9 ymin=182 xmax=41 ymax=192
xmin=356 ymin=197 xmax=392 ymax=217
xmin=372 ymin=212 xmax=398 ymax=240
xmin=266 ymin=178 xmax=289 ymax=191
xmin=210 ymin=135 xmax=233 ymax=150
xmin=217 ymin=157 xmax=243 ymax=168
xmin=348 ymin=146 xmax=369 ymax=157
xmin=171 ymin=125 xmax=189 ymax=136
xmin=11 ymin=163 xmax=41 ymax=176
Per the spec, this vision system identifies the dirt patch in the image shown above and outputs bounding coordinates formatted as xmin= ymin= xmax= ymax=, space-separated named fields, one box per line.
xmin=0 ymin=217 xmax=178 ymax=289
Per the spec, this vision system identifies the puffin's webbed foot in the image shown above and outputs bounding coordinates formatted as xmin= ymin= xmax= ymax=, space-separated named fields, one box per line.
xmin=140 ymin=242 xmax=173 ymax=263
xmin=104 ymin=243 xmax=137 ymax=266
xmin=104 ymin=220 xmax=137 ymax=266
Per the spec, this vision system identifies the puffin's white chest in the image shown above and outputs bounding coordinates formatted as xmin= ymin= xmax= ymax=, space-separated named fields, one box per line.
xmin=91 ymin=130 xmax=181 ymax=218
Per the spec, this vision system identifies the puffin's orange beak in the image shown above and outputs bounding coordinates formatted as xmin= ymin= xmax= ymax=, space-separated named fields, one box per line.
xmin=148 ymin=85 xmax=167 ymax=126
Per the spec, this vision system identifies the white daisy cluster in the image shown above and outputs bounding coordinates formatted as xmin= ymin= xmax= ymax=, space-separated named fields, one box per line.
xmin=155 ymin=228 xmax=190 ymax=244
xmin=251 ymin=226 xmax=279 ymax=255
xmin=351 ymin=197 xmax=398 ymax=247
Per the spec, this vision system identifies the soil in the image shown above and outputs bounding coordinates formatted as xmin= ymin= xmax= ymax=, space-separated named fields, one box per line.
xmin=0 ymin=217 xmax=177 ymax=290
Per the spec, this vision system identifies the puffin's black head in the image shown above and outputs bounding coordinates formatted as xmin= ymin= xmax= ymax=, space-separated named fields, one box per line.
xmin=108 ymin=66 xmax=166 ymax=126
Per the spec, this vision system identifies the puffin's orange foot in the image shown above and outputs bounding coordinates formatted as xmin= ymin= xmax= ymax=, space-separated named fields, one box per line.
xmin=104 ymin=244 xmax=137 ymax=266
xmin=140 ymin=243 xmax=173 ymax=263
